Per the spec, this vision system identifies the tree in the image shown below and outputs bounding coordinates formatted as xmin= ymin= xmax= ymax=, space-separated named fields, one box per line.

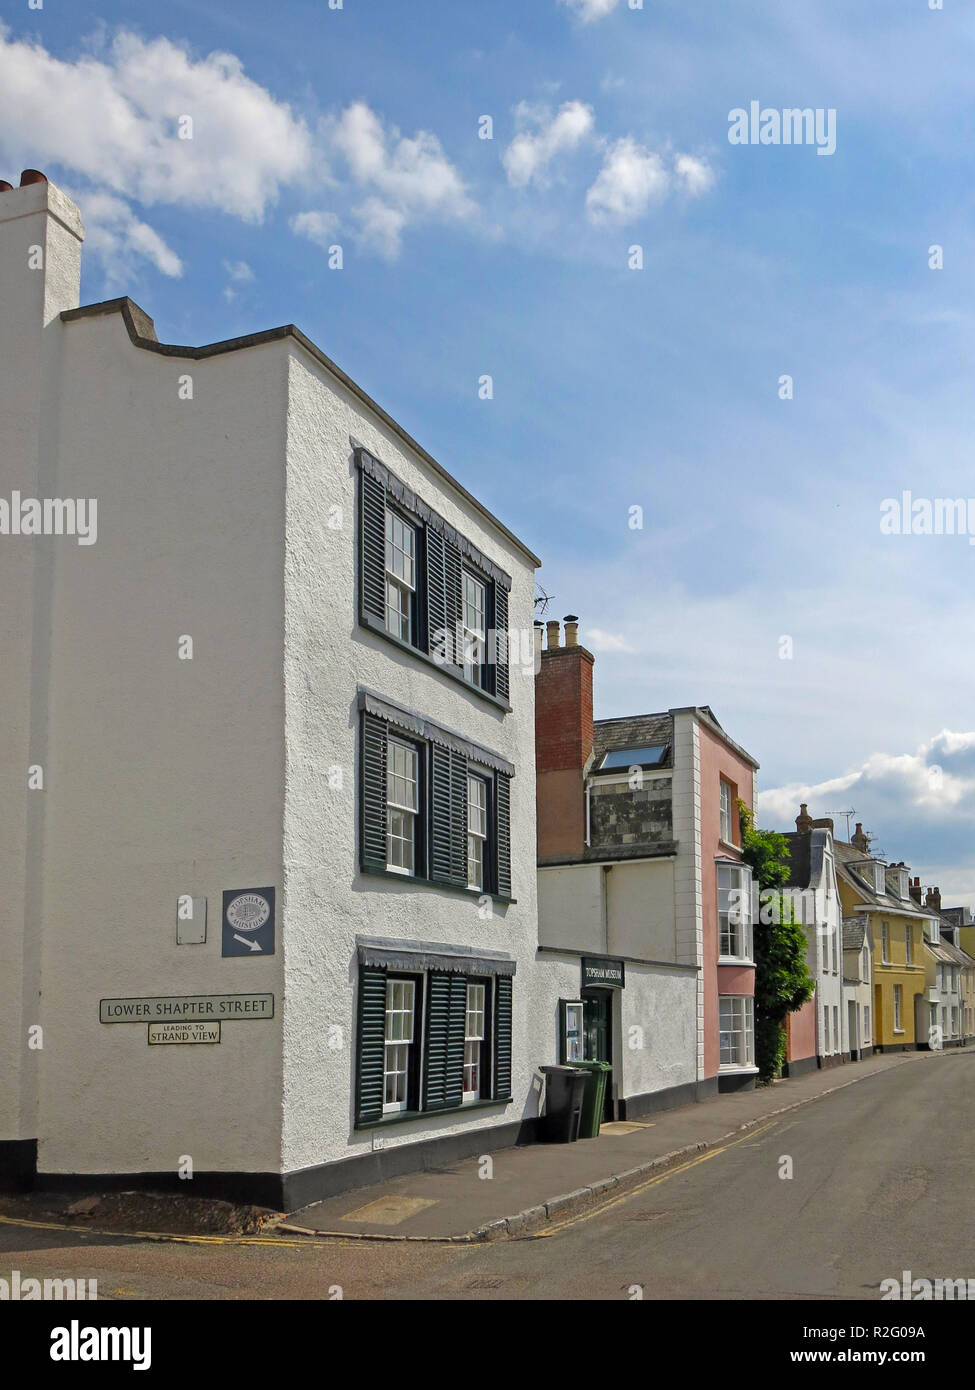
xmin=737 ymin=801 xmax=815 ymax=1084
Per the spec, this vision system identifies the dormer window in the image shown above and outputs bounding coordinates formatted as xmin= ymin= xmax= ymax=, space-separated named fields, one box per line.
xmin=597 ymin=745 xmax=668 ymax=771
xmin=897 ymin=869 xmax=909 ymax=899
xmin=927 ymin=917 xmax=940 ymax=945
xmin=873 ymin=862 xmax=887 ymax=895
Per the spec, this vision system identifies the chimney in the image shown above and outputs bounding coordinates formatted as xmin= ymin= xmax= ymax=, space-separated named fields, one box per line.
xmin=535 ymin=611 xmax=595 ymax=858
xmin=910 ymin=875 xmax=923 ymax=904
xmin=926 ymin=886 xmax=942 ymax=915
xmin=812 ymin=817 xmax=834 ymax=835
xmin=795 ymin=803 xmax=813 ymax=834
xmin=851 ymin=823 xmax=869 ymax=853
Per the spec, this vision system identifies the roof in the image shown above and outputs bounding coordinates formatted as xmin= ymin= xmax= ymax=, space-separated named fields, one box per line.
xmin=538 ymin=841 xmax=678 ymax=869
xmin=592 ymin=713 xmax=673 ymax=769
xmin=60 ymin=298 xmax=542 ymax=569
xmin=590 ymin=704 xmax=758 ymax=773
xmin=833 ymin=840 xmax=935 ymax=920
xmin=937 ymin=936 xmax=975 ymax=968
xmin=779 ymin=829 xmax=826 ymax=890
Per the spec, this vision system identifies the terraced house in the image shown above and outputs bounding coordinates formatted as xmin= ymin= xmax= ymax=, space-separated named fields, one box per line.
xmin=833 ymin=831 xmax=937 ymax=1052
xmin=0 ymin=171 xmax=544 ymax=1206
xmin=779 ymin=808 xmax=846 ymax=1073
xmin=533 ymin=617 xmax=760 ymax=1117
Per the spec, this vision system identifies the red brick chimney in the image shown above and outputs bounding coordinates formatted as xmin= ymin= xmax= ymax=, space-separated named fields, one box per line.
xmin=910 ymin=875 xmax=923 ymax=904
xmin=535 ymin=614 xmax=594 ymax=859
xmin=926 ymin=886 xmax=942 ymax=914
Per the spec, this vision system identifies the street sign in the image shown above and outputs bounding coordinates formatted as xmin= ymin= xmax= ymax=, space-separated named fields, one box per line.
xmin=222 ymin=887 xmax=275 ymax=957
xmin=148 ymin=1021 xmax=221 ymax=1045
xmin=582 ymin=956 xmax=625 ymax=989
xmin=100 ymin=994 xmax=274 ymax=1023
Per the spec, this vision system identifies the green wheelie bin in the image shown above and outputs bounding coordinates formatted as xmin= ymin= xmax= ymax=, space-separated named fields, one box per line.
xmin=574 ymin=1060 xmax=611 ymax=1137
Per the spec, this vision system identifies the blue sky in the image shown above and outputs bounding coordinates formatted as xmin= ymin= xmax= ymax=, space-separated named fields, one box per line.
xmin=3 ymin=0 xmax=975 ymax=896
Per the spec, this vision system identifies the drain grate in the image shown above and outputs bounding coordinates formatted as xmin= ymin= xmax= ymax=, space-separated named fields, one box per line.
xmin=465 ymin=1277 xmax=504 ymax=1290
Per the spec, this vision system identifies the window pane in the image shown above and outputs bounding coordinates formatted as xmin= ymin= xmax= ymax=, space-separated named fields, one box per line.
xmin=599 ymin=746 xmax=667 ymax=770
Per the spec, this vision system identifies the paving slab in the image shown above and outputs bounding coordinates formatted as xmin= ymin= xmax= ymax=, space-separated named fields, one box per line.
xmin=283 ymin=1048 xmax=963 ymax=1241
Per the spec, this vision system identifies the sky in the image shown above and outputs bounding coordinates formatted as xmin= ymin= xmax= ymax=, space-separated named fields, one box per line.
xmin=2 ymin=0 xmax=975 ymax=898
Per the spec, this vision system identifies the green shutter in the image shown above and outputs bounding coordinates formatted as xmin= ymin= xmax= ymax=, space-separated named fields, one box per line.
xmin=423 ymin=972 xmax=467 ymax=1110
xmin=355 ymin=966 xmax=387 ymax=1125
xmin=493 ymin=583 xmax=509 ymax=702
xmin=430 ymin=744 xmax=467 ymax=887
xmin=494 ymin=975 xmax=513 ymax=1099
xmin=495 ymin=773 xmax=512 ymax=898
xmin=359 ymin=470 xmax=386 ymax=625
xmin=361 ymin=713 xmax=388 ymax=870
xmin=426 ymin=530 xmax=463 ymax=669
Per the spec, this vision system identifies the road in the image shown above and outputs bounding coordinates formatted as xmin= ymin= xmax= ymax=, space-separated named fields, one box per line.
xmin=1 ymin=1053 xmax=971 ymax=1300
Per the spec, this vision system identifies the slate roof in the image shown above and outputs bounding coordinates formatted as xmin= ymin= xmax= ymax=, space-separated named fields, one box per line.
xmin=937 ymin=936 xmax=975 ymax=969
xmin=833 ymin=840 xmax=934 ymax=919
xmin=592 ymin=712 xmax=673 ymax=769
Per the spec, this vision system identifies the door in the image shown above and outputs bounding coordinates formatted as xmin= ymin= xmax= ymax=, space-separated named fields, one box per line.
xmin=848 ymin=1000 xmax=858 ymax=1060
xmin=582 ymin=989 xmax=614 ymax=1121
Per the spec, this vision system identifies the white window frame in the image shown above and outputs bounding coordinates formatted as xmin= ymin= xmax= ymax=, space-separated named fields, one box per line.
xmin=881 ymin=921 xmax=890 ymax=963
xmin=833 ymin=1005 xmax=839 ymax=1052
xmin=718 ymin=862 xmax=753 ymax=962
xmin=386 ymin=738 xmax=418 ymax=876
xmin=824 ymin=1008 xmax=831 ymax=1053
xmin=873 ymin=862 xmax=887 ymax=895
xmin=893 ymin=983 xmax=903 ymax=1032
xmin=719 ymin=780 xmax=733 ymax=843
xmin=383 ymin=977 xmax=416 ymax=1114
xmin=384 ymin=509 xmax=416 ymax=644
xmin=718 ymin=995 xmax=755 ymax=1069
xmin=463 ymin=981 xmax=487 ymax=1102
xmin=462 ymin=571 xmax=486 ymax=686
xmin=864 ymin=1004 xmax=871 ymax=1042
xmin=467 ymin=773 xmax=488 ymax=891
xmin=905 ymin=924 xmax=913 ymax=965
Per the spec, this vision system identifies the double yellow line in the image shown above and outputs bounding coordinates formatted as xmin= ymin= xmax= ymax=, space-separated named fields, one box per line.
xmin=532 ymin=1118 xmax=781 ymax=1238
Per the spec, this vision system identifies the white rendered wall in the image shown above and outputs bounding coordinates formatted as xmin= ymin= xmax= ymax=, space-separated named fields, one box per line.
xmin=35 ymin=312 xmax=288 ymax=1176
xmin=280 ymin=349 xmax=541 ymax=1173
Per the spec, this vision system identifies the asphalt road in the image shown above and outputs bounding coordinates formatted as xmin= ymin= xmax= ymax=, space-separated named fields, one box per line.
xmin=1 ymin=1053 xmax=971 ymax=1300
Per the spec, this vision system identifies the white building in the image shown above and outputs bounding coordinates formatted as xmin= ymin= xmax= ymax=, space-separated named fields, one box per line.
xmin=780 ymin=813 xmax=847 ymax=1070
xmin=0 ymin=173 xmax=544 ymax=1206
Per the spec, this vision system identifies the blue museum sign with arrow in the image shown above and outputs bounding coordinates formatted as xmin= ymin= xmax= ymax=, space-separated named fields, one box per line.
xmin=222 ymin=887 xmax=275 ymax=958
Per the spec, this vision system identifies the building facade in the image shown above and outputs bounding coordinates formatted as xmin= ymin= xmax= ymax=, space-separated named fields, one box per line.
xmin=779 ymin=809 xmax=846 ymax=1073
xmin=842 ymin=915 xmax=874 ymax=1061
xmin=534 ymin=617 xmax=759 ymax=1114
xmin=0 ymin=173 xmax=545 ymax=1206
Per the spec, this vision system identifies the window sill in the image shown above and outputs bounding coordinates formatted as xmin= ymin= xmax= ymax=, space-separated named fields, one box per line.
xmin=359 ymin=611 xmax=513 ymax=714
xmin=360 ymin=861 xmax=516 ymax=905
xmin=717 ymin=957 xmax=755 ymax=968
xmin=717 ymin=839 xmax=741 ymax=855
xmin=356 ymin=1095 xmax=513 ymax=1131
xmin=893 ymin=1029 xmax=906 ymax=1035
xmin=718 ymin=1064 xmax=759 ymax=1075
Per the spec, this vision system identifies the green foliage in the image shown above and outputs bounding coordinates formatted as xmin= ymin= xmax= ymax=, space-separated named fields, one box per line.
xmin=737 ymin=801 xmax=815 ymax=1084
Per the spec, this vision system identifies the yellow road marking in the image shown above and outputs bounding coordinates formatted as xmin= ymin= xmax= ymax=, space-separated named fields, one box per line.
xmin=531 ymin=1118 xmax=782 ymax=1238
xmin=0 ymin=1213 xmax=318 ymax=1250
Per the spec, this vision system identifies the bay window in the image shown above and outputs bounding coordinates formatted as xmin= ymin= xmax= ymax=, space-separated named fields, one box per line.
xmin=718 ymin=862 xmax=753 ymax=961
xmin=719 ymin=995 xmax=755 ymax=1068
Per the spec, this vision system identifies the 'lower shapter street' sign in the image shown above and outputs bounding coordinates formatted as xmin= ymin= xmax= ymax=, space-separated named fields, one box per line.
xmin=100 ymin=994 xmax=274 ymax=1023
xmin=148 ymin=1021 xmax=221 ymax=1045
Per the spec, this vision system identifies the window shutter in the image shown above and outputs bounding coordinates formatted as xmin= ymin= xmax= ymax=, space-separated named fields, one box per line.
xmin=430 ymin=744 xmax=467 ymax=887
xmin=493 ymin=975 xmax=513 ymax=1099
xmin=423 ymin=971 xmax=467 ymax=1110
xmin=426 ymin=529 xmax=463 ymax=669
xmin=360 ymin=713 xmax=388 ymax=870
xmin=495 ymin=773 xmax=512 ymax=898
xmin=355 ymin=965 xmax=387 ymax=1126
xmin=359 ymin=470 xmax=387 ymax=625
xmin=493 ymin=583 xmax=509 ymax=702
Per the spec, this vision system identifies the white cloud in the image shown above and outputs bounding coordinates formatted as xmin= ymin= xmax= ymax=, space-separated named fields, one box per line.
xmin=585 ymin=137 xmax=670 ymax=224
xmin=585 ymin=628 xmax=635 ymax=653
xmin=327 ymin=102 xmax=475 ymax=258
xmin=0 ymin=28 xmax=314 ymax=222
xmin=223 ymin=259 xmax=254 ymax=282
xmin=290 ymin=210 xmax=341 ymax=249
xmin=77 ymin=191 xmax=182 ymax=283
xmin=674 ymin=153 xmax=716 ymax=196
xmin=558 ymin=0 xmax=621 ymax=22
xmin=502 ymin=100 xmax=596 ymax=189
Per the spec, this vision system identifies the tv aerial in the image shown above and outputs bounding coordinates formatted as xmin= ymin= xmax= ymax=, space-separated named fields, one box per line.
xmin=534 ymin=584 xmax=555 ymax=617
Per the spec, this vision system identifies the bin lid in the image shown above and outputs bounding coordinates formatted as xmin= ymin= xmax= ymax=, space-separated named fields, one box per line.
xmin=540 ymin=1065 xmax=587 ymax=1075
xmin=572 ymin=1060 xmax=612 ymax=1070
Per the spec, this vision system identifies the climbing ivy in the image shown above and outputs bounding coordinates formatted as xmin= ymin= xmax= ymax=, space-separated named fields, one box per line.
xmin=737 ymin=800 xmax=815 ymax=1084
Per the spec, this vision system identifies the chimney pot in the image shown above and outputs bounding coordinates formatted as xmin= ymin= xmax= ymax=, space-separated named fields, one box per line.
xmin=795 ymin=803 xmax=813 ymax=834
xmin=563 ymin=614 xmax=579 ymax=648
xmin=545 ymin=619 xmax=560 ymax=651
xmin=0 ymin=181 xmax=13 ymax=193
xmin=19 ymin=169 xmax=47 ymax=187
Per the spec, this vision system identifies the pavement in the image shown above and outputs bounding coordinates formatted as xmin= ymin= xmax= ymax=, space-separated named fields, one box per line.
xmin=283 ymin=1046 xmax=951 ymax=1242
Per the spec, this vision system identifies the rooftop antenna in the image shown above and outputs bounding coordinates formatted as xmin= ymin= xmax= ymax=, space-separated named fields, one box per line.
xmin=826 ymin=809 xmax=856 ymax=840
xmin=534 ymin=584 xmax=554 ymax=617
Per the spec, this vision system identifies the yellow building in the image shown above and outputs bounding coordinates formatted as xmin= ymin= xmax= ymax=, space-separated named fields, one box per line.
xmin=834 ymin=834 xmax=934 ymax=1050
